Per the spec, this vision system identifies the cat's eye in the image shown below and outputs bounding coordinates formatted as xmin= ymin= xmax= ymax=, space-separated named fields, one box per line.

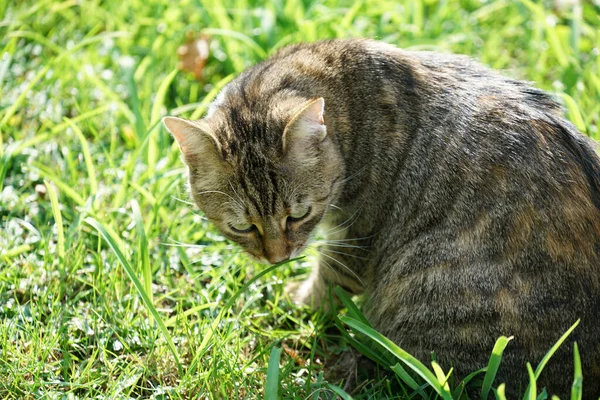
xmin=229 ymin=222 xmax=255 ymax=234
xmin=288 ymin=205 xmax=312 ymax=222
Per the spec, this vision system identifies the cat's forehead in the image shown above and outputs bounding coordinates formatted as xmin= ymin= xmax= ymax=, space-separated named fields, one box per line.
xmin=202 ymin=83 xmax=311 ymax=216
xmin=206 ymin=80 xmax=301 ymax=148
xmin=232 ymin=156 xmax=291 ymax=217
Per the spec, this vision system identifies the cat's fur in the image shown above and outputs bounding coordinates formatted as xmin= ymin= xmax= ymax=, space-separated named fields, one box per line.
xmin=163 ymin=39 xmax=600 ymax=397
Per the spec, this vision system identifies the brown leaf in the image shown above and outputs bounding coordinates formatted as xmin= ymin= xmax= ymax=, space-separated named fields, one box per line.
xmin=177 ymin=31 xmax=210 ymax=81
xmin=283 ymin=343 xmax=308 ymax=367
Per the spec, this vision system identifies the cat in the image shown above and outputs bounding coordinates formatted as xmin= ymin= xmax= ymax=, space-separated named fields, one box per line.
xmin=162 ymin=39 xmax=600 ymax=398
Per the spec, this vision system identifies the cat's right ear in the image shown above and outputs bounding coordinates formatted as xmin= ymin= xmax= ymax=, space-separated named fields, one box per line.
xmin=282 ymin=97 xmax=327 ymax=163
xmin=162 ymin=116 xmax=221 ymax=164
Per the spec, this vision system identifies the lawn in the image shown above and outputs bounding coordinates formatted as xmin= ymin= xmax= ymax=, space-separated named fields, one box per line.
xmin=1 ymin=0 xmax=599 ymax=398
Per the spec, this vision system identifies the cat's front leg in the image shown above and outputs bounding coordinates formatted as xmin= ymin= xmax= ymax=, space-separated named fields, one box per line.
xmin=286 ymin=251 xmax=365 ymax=310
xmin=285 ymin=262 xmax=330 ymax=309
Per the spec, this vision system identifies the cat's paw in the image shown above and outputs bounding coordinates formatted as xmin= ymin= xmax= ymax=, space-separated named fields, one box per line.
xmin=284 ymin=280 xmax=312 ymax=306
xmin=284 ymin=278 xmax=338 ymax=312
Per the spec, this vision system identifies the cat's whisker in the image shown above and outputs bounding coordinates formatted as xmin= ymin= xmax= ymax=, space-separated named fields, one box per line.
xmin=320 ymin=247 xmax=369 ymax=260
xmin=325 ymin=207 xmax=363 ymax=237
xmin=188 ymin=250 xmax=244 ymax=266
xmin=171 ymin=196 xmax=195 ymax=206
xmin=313 ymin=241 xmax=370 ymax=251
xmin=286 ymin=181 xmax=302 ymax=204
xmin=162 ymin=242 xmax=209 ymax=249
xmin=319 ymin=233 xmax=377 ymax=243
xmin=191 ymin=212 xmax=208 ymax=221
xmin=162 ymin=238 xmax=236 ymax=250
xmin=162 ymin=243 xmax=237 ymax=251
xmin=339 ymin=165 xmax=367 ymax=185
xmin=315 ymin=256 xmax=344 ymax=289
xmin=319 ymin=237 xmax=370 ymax=243
xmin=312 ymin=202 xmax=344 ymax=212
xmin=228 ymin=181 xmax=246 ymax=209
xmin=196 ymin=190 xmax=244 ymax=209
xmin=315 ymin=249 xmax=365 ymax=288
xmin=323 ymin=206 xmax=362 ymax=235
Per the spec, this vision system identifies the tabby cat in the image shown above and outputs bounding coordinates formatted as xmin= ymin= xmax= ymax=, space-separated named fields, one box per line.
xmin=163 ymin=39 xmax=600 ymax=397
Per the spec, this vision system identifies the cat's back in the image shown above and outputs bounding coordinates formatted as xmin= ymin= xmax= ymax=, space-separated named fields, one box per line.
xmin=331 ymin=41 xmax=600 ymax=398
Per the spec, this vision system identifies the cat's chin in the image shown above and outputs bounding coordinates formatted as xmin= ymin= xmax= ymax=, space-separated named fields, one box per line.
xmin=244 ymin=245 xmax=306 ymax=265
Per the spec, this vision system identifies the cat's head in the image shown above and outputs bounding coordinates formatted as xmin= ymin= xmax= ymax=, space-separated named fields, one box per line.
xmin=163 ymin=97 xmax=344 ymax=264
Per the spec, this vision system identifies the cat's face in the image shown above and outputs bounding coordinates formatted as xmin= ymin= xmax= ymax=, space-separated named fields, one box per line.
xmin=163 ymin=98 xmax=344 ymax=264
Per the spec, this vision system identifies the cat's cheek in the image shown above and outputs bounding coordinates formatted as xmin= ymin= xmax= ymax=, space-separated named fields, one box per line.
xmin=216 ymin=228 xmax=267 ymax=263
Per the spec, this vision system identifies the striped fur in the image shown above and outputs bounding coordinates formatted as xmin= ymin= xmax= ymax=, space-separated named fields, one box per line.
xmin=164 ymin=39 xmax=600 ymax=397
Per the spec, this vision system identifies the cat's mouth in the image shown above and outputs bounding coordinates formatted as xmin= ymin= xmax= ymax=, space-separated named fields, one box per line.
xmin=246 ymin=244 xmax=307 ymax=265
xmin=289 ymin=246 xmax=303 ymax=259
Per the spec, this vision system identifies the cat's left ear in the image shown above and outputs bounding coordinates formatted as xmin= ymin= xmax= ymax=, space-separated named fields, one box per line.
xmin=162 ymin=116 xmax=221 ymax=163
xmin=282 ymin=97 xmax=327 ymax=158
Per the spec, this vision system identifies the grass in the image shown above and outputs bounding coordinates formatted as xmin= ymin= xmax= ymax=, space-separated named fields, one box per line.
xmin=0 ymin=0 xmax=599 ymax=398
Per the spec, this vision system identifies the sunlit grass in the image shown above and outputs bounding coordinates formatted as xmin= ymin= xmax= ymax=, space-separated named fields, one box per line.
xmin=1 ymin=0 xmax=598 ymax=397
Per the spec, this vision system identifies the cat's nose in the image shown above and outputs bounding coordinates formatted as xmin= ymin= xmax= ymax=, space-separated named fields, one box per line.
xmin=264 ymin=240 xmax=290 ymax=264
xmin=263 ymin=229 xmax=290 ymax=264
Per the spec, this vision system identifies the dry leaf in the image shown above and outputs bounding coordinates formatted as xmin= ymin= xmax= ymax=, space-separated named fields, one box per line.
xmin=283 ymin=343 xmax=308 ymax=367
xmin=177 ymin=31 xmax=210 ymax=80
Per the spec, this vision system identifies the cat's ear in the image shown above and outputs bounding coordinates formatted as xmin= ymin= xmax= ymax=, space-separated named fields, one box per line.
xmin=162 ymin=116 xmax=221 ymax=164
xmin=282 ymin=97 xmax=327 ymax=159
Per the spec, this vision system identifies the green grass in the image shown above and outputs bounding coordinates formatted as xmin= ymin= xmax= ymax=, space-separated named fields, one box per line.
xmin=1 ymin=0 xmax=599 ymax=398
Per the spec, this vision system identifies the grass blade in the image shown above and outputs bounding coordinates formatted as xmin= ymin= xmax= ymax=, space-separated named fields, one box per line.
xmin=325 ymin=383 xmax=355 ymax=400
xmin=390 ymin=362 xmax=426 ymax=396
xmin=526 ymin=362 xmax=536 ymax=400
xmin=1 ymin=244 xmax=32 ymax=262
xmin=265 ymin=346 xmax=282 ymax=400
xmin=164 ymin=303 xmax=218 ymax=328
xmin=0 ymin=146 xmax=13 ymax=192
xmin=481 ymin=335 xmax=514 ymax=399
xmin=148 ymin=68 xmax=178 ymax=177
xmin=334 ymin=286 xmax=370 ymax=326
xmin=339 ymin=316 xmax=452 ymax=400
xmin=431 ymin=361 xmax=451 ymax=393
xmin=64 ymin=117 xmax=98 ymax=196
xmin=84 ymin=217 xmax=182 ymax=375
xmin=496 ymin=383 xmax=507 ymax=400
xmin=30 ymin=163 xmax=85 ymax=206
xmin=559 ymin=93 xmax=586 ymax=133
xmin=570 ymin=342 xmax=582 ymax=400
xmin=334 ymin=318 xmax=390 ymax=367
xmin=188 ymin=74 xmax=235 ymax=120
xmin=131 ymin=200 xmax=152 ymax=306
xmin=201 ymin=28 xmax=267 ymax=59
xmin=150 ymin=69 xmax=178 ymax=127
xmin=524 ymin=320 xmax=580 ymax=398
xmin=191 ymin=259 xmax=300 ymax=370
xmin=45 ymin=180 xmax=65 ymax=259
xmin=453 ymin=367 xmax=487 ymax=399
xmin=0 ymin=64 xmax=51 ymax=127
